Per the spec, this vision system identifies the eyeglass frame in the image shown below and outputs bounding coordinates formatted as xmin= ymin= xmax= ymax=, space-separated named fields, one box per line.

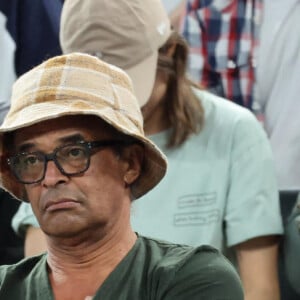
xmin=7 ymin=139 xmax=136 ymax=184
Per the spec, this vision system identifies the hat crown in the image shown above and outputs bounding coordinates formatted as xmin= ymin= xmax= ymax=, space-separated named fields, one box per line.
xmin=60 ymin=0 xmax=171 ymax=70
xmin=60 ymin=0 xmax=171 ymax=107
xmin=4 ymin=53 xmax=143 ymax=135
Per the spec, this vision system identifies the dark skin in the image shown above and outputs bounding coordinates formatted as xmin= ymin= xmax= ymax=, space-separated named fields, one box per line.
xmin=13 ymin=115 xmax=144 ymax=300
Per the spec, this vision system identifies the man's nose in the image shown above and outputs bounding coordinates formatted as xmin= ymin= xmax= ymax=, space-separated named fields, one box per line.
xmin=41 ymin=160 xmax=67 ymax=187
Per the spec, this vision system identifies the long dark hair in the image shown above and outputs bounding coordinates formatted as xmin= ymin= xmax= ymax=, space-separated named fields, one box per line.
xmin=157 ymin=31 xmax=204 ymax=148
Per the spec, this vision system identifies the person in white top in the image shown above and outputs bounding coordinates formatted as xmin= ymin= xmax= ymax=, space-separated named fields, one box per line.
xmin=255 ymin=0 xmax=300 ymax=298
xmin=255 ymin=0 xmax=300 ymax=193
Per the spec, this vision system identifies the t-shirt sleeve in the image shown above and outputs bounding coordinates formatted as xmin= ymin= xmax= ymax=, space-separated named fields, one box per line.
xmin=11 ymin=202 xmax=39 ymax=237
xmin=163 ymin=246 xmax=244 ymax=299
xmin=225 ymin=110 xmax=283 ymax=246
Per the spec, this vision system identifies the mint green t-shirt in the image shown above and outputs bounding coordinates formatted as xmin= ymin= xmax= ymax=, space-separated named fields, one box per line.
xmin=0 ymin=236 xmax=243 ymax=299
xmin=131 ymin=89 xmax=283 ymax=249
xmin=12 ymin=89 xmax=283 ymax=250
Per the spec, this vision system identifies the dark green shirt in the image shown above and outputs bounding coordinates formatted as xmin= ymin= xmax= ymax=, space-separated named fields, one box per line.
xmin=0 ymin=236 xmax=243 ymax=299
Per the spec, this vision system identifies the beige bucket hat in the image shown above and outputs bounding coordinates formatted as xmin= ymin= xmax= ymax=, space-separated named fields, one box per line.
xmin=0 ymin=53 xmax=167 ymax=201
xmin=60 ymin=0 xmax=171 ymax=107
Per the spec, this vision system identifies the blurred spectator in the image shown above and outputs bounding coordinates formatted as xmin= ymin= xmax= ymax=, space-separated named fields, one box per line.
xmin=181 ymin=0 xmax=262 ymax=109
xmin=255 ymin=0 xmax=300 ymax=298
xmin=0 ymin=8 xmax=15 ymax=124
xmin=0 ymin=0 xmax=63 ymax=265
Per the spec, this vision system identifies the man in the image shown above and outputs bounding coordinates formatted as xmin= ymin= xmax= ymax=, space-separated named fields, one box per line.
xmin=0 ymin=53 xmax=243 ymax=299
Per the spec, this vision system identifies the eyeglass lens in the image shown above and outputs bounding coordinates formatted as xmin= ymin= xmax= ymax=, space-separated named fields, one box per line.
xmin=9 ymin=143 xmax=90 ymax=184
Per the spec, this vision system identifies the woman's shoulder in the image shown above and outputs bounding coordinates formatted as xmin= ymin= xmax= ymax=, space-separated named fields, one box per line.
xmin=193 ymin=88 xmax=255 ymax=121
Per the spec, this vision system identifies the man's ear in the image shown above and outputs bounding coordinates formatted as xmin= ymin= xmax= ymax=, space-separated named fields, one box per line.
xmin=121 ymin=144 xmax=144 ymax=186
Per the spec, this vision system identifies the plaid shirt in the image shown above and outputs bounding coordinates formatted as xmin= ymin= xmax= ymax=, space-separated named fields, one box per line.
xmin=182 ymin=0 xmax=262 ymax=109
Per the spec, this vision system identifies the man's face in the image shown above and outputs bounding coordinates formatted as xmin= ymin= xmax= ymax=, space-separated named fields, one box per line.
xmin=12 ymin=116 xmax=139 ymax=239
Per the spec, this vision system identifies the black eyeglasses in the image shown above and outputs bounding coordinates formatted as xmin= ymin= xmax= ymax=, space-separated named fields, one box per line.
xmin=7 ymin=140 xmax=131 ymax=184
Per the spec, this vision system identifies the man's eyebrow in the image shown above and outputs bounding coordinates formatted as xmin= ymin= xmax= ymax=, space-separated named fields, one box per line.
xmin=17 ymin=134 xmax=86 ymax=153
xmin=58 ymin=134 xmax=86 ymax=145
xmin=17 ymin=143 xmax=35 ymax=153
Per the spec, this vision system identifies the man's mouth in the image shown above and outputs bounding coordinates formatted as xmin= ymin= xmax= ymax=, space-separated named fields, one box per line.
xmin=45 ymin=199 xmax=80 ymax=212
